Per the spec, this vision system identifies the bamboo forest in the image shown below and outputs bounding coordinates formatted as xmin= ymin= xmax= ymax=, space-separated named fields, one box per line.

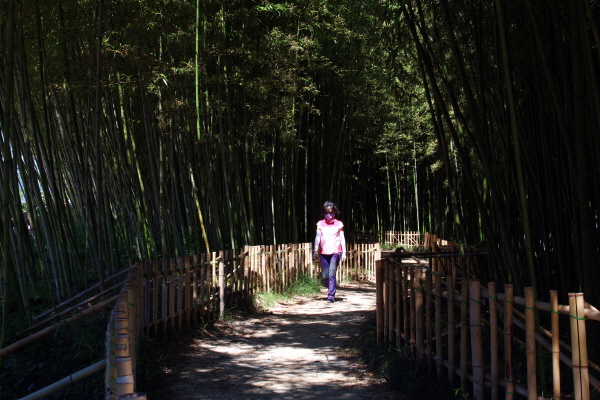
xmin=1 ymin=0 xmax=600 ymax=398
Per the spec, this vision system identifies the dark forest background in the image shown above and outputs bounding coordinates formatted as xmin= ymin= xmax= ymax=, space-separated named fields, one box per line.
xmin=1 ymin=0 xmax=599 ymax=346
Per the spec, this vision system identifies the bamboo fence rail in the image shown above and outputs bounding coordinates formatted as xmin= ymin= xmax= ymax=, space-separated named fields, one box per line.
xmin=376 ymin=250 xmax=599 ymax=400
xmin=8 ymin=238 xmax=385 ymax=399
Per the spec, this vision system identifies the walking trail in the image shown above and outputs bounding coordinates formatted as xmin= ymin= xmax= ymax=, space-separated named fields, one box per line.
xmin=157 ymin=281 xmax=397 ymax=399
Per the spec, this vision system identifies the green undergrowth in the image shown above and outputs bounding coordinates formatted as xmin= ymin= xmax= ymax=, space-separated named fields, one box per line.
xmin=252 ymin=273 xmax=322 ymax=310
xmin=0 ymin=314 xmax=108 ymax=400
xmin=353 ymin=315 xmax=465 ymax=400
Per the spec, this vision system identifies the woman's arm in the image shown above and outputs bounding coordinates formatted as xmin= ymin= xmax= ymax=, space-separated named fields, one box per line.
xmin=313 ymin=229 xmax=322 ymax=259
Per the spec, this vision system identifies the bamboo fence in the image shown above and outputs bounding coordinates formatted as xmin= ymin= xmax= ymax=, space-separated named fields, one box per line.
xmin=383 ymin=231 xmax=425 ymax=248
xmin=376 ymin=251 xmax=599 ymax=400
xmin=102 ymin=241 xmax=380 ymax=399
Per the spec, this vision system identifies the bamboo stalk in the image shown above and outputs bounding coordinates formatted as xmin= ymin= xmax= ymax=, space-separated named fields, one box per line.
xmin=470 ymin=280 xmax=484 ymax=400
xmin=489 ymin=282 xmax=499 ymax=400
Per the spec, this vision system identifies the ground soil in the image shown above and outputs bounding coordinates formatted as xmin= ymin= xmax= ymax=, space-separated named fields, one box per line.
xmin=155 ymin=281 xmax=399 ymax=399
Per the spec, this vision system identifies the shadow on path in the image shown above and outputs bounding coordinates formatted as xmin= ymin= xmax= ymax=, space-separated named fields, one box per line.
xmin=155 ymin=282 xmax=394 ymax=400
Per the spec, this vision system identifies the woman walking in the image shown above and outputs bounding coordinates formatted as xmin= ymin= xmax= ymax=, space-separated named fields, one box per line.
xmin=313 ymin=201 xmax=346 ymax=303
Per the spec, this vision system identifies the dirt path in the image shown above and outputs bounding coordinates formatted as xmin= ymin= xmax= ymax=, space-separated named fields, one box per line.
xmin=158 ymin=281 xmax=396 ymax=399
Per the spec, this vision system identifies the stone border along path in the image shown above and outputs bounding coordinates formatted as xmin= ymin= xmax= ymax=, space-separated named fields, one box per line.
xmin=158 ymin=281 xmax=397 ymax=399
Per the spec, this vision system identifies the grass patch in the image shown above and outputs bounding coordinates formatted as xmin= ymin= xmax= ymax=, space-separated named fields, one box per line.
xmin=353 ymin=315 xmax=464 ymax=400
xmin=253 ymin=274 xmax=322 ymax=310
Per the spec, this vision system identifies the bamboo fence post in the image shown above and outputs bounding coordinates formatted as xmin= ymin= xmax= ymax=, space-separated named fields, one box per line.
xmin=106 ymin=326 xmax=118 ymax=400
xmin=569 ymin=292 xmax=590 ymax=400
xmin=376 ymin=260 xmax=384 ymax=345
xmin=260 ymin=246 xmax=266 ymax=292
xmin=396 ymin=264 xmax=402 ymax=348
xmin=161 ymin=259 xmax=168 ymax=334
xmin=460 ymin=277 xmax=469 ymax=390
xmin=273 ymin=245 xmax=279 ymax=292
xmin=239 ymin=246 xmax=248 ymax=304
xmin=169 ymin=258 xmax=176 ymax=329
xmin=415 ymin=268 xmax=425 ymax=363
xmin=144 ymin=262 xmax=151 ymax=335
xmin=550 ymin=290 xmax=560 ymax=400
xmin=199 ymin=253 xmax=206 ymax=319
xmin=176 ymin=257 xmax=183 ymax=330
xmin=434 ymin=272 xmax=443 ymax=378
xmin=340 ymin=244 xmax=345 ymax=282
xmin=126 ymin=285 xmax=137 ymax=386
xmin=211 ymin=252 xmax=217 ymax=320
xmin=403 ymin=264 xmax=409 ymax=350
xmin=153 ymin=260 xmax=159 ymax=335
xmin=287 ymin=245 xmax=292 ymax=287
xmin=470 ymin=280 xmax=484 ymax=400
xmin=525 ymin=287 xmax=537 ymax=400
xmin=135 ymin=264 xmax=142 ymax=338
xmin=504 ymin=284 xmax=515 ymax=400
xmin=426 ymin=269 xmax=433 ymax=372
xmin=447 ymin=275 xmax=456 ymax=385
xmin=269 ymin=245 xmax=274 ymax=292
xmin=489 ymin=282 xmax=499 ymax=400
xmin=291 ymin=244 xmax=297 ymax=281
xmin=409 ymin=267 xmax=416 ymax=358
xmin=115 ymin=355 xmax=134 ymax=397
xmin=184 ymin=255 xmax=191 ymax=325
xmin=385 ymin=260 xmax=396 ymax=346
xmin=248 ymin=248 xmax=254 ymax=297
xmin=219 ymin=253 xmax=225 ymax=319
xmin=383 ymin=259 xmax=390 ymax=345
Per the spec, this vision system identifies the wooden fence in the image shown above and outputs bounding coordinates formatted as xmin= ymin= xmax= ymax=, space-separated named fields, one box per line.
xmin=103 ymin=242 xmax=380 ymax=399
xmin=383 ymin=231 xmax=424 ymax=248
xmin=376 ymin=251 xmax=599 ymax=400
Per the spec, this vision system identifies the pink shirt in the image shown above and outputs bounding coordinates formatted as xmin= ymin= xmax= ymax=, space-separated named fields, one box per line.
xmin=317 ymin=219 xmax=344 ymax=254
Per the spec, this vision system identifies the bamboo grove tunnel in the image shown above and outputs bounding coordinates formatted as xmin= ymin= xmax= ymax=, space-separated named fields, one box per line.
xmin=1 ymin=0 xmax=600 ymax=398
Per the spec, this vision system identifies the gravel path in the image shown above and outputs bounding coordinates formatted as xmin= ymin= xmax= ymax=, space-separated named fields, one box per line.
xmin=158 ymin=281 xmax=396 ymax=399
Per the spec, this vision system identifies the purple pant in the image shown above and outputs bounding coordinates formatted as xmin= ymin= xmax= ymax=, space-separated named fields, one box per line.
xmin=320 ymin=253 xmax=340 ymax=300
